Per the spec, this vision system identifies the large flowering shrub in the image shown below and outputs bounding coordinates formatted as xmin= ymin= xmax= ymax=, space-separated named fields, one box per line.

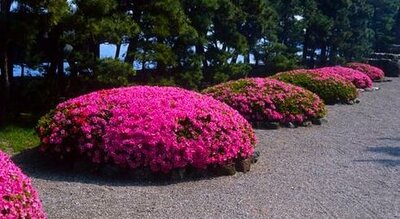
xmin=345 ymin=62 xmax=385 ymax=81
xmin=271 ymin=70 xmax=358 ymax=104
xmin=37 ymin=86 xmax=256 ymax=174
xmin=0 ymin=150 xmax=46 ymax=218
xmin=202 ymin=78 xmax=327 ymax=125
xmin=313 ymin=66 xmax=373 ymax=89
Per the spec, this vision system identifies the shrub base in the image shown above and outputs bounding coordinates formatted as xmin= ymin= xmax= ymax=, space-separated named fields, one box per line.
xmin=252 ymin=119 xmax=326 ymax=129
xmin=40 ymin=151 xmax=259 ymax=180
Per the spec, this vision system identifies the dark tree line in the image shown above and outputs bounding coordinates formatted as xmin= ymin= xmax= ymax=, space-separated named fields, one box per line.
xmin=1 ymin=0 xmax=400 ymax=121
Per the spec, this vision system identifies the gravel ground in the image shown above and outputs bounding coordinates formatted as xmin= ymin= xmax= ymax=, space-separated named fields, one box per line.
xmin=14 ymin=78 xmax=400 ymax=219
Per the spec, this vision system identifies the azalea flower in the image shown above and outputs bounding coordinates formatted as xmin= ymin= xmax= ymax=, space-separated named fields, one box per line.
xmin=0 ymin=150 xmax=46 ymax=218
xmin=312 ymin=66 xmax=373 ymax=89
xmin=345 ymin=62 xmax=385 ymax=81
xmin=37 ymin=86 xmax=256 ymax=173
xmin=203 ymin=78 xmax=327 ymax=125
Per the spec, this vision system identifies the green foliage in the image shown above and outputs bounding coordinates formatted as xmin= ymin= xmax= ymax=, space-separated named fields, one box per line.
xmin=3 ymin=0 xmax=400 ymax=121
xmin=94 ymin=58 xmax=136 ymax=87
xmin=211 ymin=63 xmax=252 ymax=85
xmin=64 ymin=0 xmax=139 ymax=68
xmin=262 ymin=43 xmax=299 ymax=73
xmin=270 ymin=0 xmax=376 ymax=66
xmin=46 ymin=0 xmax=71 ymax=25
xmin=229 ymin=78 xmax=252 ymax=94
xmin=270 ymin=0 xmax=303 ymax=54
xmin=393 ymin=9 xmax=400 ymax=44
xmin=0 ymin=125 xmax=39 ymax=154
xmin=174 ymin=67 xmax=204 ymax=90
xmin=368 ymin=0 xmax=400 ymax=51
xmin=271 ymin=71 xmax=358 ymax=104
xmin=14 ymin=78 xmax=56 ymax=115
xmin=342 ymin=0 xmax=374 ymax=61
xmin=94 ymin=14 xmax=139 ymax=44
xmin=75 ymin=0 xmax=117 ymax=17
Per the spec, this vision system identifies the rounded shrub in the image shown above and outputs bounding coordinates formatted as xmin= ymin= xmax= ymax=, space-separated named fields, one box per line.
xmin=0 ymin=150 xmax=46 ymax=218
xmin=37 ymin=86 xmax=256 ymax=174
xmin=345 ymin=62 xmax=385 ymax=81
xmin=271 ymin=69 xmax=358 ymax=104
xmin=313 ymin=66 xmax=373 ymax=89
xmin=202 ymin=78 xmax=327 ymax=126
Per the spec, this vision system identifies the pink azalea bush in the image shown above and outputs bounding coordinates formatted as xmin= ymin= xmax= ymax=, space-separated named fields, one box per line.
xmin=202 ymin=78 xmax=327 ymax=125
xmin=345 ymin=62 xmax=385 ymax=81
xmin=0 ymin=150 xmax=46 ymax=218
xmin=271 ymin=69 xmax=358 ymax=104
xmin=37 ymin=86 xmax=256 ymax=174
xmin=313 ymin=66 xmax=373 ymax=89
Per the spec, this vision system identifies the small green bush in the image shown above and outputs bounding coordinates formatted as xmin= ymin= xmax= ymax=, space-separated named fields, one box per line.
xmin=271 ymin=70 xmax=358 ymax=104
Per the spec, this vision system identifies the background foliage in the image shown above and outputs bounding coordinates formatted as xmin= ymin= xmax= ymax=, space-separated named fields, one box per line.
xmin=1 ymin=0 xmax=399 ymax=120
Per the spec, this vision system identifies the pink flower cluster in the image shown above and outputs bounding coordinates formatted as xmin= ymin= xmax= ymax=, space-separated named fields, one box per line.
xmin=0 ymin=150 xmax=46 ymax=219
xmin=202 ymin=78 xmax=327 ymax=125
xmin=313 ymin=66 xmax=373 ymax=89
xmin=345 ymin=62 xmax=385 ymax=81
xmin=37 ymin=86 xmax=256 ymax=173
xmin=275 ymin=69 xmax=352 ymax=82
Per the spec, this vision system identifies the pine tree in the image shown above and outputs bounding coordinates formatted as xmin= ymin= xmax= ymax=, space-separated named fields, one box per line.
xmin=393 ymin=8 xmax=400 ymax=44
xmin=368 ymin=0 xmax=400 ymax=51
xmin=0 ymin=0 xmax=70 ymax=121
xmin=342 ymin=0 xmax=374 ymax=61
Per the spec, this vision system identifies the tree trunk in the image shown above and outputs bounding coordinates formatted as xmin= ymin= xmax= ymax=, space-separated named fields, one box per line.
xmin=141 ymin=52 xmax=146 ymax=70
xmin=21 ymin=64 xmax=24 ymax=78
xmin=58 ymin=60 xmax=64 ymax=77
xmin=92 ymin=43 xmax=100 ymax=60
xmin=0 ymin=49 xmax=10 ymax=122
xmin=244 ymin=53 xmax=250 ymax=64
xmin=309 ymin=48 xmax=315 ymax=68
xmin=57 ymin=59 xmax=65 ymax=98
xmin=254 ymin=52 xmax=260 ymax=67
xmin=303 ymin=29 xmax=310 ymax=67
xmin=48 ymin=61 xmax=57 ymax=79
xmin=7 ymin=56 xmax=12 ymax=82
xmin=115 ymin=43 xmax=121 ymax=60
xmin=231 ymin=52 xmax=239 ymax=65
xmin=1 ymin=0 xmax=15 ymax=122
xmin=329 ymin=46 xmax=337 ymax=65
xmin=196 ymin=43 xmax=208 ymax=68
xmin=1 ymin=0 xmax=13 ymax=13
xmin=320 ymin=44 xmax=327 ymax=66
xmin=125 ymin=36 xmax=139 ymax=65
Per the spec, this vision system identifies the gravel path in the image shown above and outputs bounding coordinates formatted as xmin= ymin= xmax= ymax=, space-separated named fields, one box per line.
xmin=14 ymin=78 xmax=400 ymax=219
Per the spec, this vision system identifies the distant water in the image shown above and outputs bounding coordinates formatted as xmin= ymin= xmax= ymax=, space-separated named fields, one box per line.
xmin=13 ymin=65 xmax=42 ymax=77
xmin=12 ymin=43 xmax=129 ymax=77
xmin=11 ymin=42 xmax=262 ymax=76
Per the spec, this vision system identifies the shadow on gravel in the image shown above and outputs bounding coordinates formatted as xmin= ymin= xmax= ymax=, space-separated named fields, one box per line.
xmin=354 ymin=159 xmax=400 ymax=167
xmin=354 ymin=146 xmax=400 ymax=167
xmin=367 ymin=146 xmax=400 ymax=157
xmin=377 ymin=137 xmax=400 ymax=141
xmin=11 ymin=148 xmax=220 ymax=187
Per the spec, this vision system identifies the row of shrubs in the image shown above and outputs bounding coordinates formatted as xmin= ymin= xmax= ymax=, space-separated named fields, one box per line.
xmin=36 ymin=62 xmax=384 ymax=173
xmin=0 ymin=62 xmax=387 ymax=218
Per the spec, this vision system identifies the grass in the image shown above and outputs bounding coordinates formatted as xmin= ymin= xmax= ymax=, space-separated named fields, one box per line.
xmin=0 ymin=124 xmax=39 ymax=154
